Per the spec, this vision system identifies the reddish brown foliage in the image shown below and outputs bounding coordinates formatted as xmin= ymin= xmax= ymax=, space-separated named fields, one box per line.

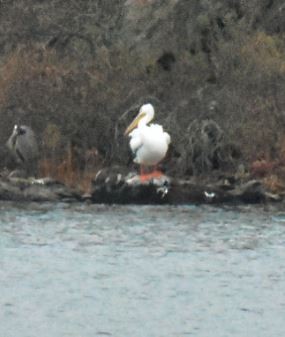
xmin=39 ymin=145 xmax=102 ymax=192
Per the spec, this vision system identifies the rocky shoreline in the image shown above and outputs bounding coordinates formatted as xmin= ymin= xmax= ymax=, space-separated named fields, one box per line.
xmin=0 ymin=176 xmax=81 ymax=203
xmin=0 ymin=167 xmax=282 ymax=205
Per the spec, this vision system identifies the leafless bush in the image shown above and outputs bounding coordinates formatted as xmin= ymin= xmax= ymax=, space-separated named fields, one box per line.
xmin=176 ymin=119 xmax=240 ymax=176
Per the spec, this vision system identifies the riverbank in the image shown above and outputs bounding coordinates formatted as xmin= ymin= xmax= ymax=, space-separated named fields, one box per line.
xmin=0 ymin=167 xmax=282 ymax=205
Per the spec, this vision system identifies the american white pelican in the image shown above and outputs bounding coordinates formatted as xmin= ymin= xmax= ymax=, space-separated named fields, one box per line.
xmin=124 ymin=103 xmax=171 ymax=181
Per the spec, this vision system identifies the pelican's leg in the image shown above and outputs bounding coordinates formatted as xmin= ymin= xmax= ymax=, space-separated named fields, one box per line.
xmin=139 ymin=165 xmax=149 ymax=182
xmin=151 ymin=165 xmax=164 ymax=178
xmin=139 ymin=165 xmax=164 ymax=181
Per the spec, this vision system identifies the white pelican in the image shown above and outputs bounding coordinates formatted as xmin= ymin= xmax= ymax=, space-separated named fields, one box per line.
xmin=124 ymin=103 xmax=171 ymax=181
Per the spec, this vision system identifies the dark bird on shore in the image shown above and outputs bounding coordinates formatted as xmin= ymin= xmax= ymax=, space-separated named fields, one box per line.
xmin=6 ymin=125 xmax=39 ymax=176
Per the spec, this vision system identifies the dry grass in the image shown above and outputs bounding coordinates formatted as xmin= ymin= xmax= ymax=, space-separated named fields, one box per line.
xmin=263 ymin=175 xmax=285 ymax=194
xmin=0 ymin=47 xmax=73 ymax=106
xmin=241 ymin=32 xmax=285 ymax=76
xmin=249 ymin=136 xmax=285 ymax=193
xmin=39 ymin=144 xmax=102 ymax=193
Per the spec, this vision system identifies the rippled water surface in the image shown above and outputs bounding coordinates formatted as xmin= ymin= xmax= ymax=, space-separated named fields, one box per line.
xmin=1 ymin=202 xmax=285 ymax=337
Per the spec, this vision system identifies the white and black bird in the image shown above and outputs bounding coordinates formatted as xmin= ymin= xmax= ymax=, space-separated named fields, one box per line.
xmin=124 ymin=103 xmax=171 ymax=181
xmin=7 ymin=125 xmax=39 ymax=176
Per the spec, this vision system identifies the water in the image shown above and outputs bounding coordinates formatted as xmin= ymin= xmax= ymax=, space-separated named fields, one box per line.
xmin=0 ymin=202 xmax=285 ymax=337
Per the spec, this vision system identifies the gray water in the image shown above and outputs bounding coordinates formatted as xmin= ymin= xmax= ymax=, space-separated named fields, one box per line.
xmin=0 ymin=202 xmax=285 ymax=337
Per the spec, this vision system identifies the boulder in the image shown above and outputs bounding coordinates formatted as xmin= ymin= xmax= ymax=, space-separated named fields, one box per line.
xmin=89 ymin=167 xmax=282 ymax=205
xmin=0 ymin=177 xmax=81 ymax=202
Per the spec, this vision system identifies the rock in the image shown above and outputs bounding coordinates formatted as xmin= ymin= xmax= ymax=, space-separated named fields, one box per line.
xmin=228 ymin=180 xmax=266 ymax=203
xmin=0 ymin=177 xmax=81 ymax=202
xmin=91 ymin=167 xmax=170 ymax=204
xmin=89 ymin=167 xmax=282 ymax=205
xmin=0 ymin=168 xmax=282 ymax=205
xmin=8 ymin=169 xmax=29 ymax=179
xmin=264 ymin=191 xmax=282 ymax=202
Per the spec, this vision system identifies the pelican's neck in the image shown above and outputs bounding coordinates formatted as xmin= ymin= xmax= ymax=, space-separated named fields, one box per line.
xmin=138 ymin=115 xmax=150 ymax=127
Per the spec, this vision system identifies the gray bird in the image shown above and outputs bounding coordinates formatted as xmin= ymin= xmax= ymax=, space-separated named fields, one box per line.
xmin=7 ymin=125 xmax=39 ymax=177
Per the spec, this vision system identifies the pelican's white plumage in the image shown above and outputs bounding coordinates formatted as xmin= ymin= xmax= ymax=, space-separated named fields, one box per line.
xmin=125 ymin=103 xmax=171 ymax=166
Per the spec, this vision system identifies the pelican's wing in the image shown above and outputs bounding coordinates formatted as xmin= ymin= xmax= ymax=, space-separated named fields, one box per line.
xmin=149 ymin=123 xmax=163 ymax=133
xmin=150 ymin=124 xmax=171 ymax=145
xmin=129 ymin=129 xmax=143 ymax=155
xmin=164 ymin=131 xmax=171 ymax=145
